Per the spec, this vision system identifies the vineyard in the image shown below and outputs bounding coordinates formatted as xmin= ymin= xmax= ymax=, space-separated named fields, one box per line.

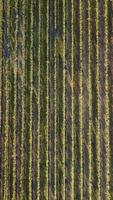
xmin=0 ymin=0 xmax=113 ymax=199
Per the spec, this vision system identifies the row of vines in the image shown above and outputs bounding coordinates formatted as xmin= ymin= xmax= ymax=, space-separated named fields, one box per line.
xmin=0 ymin=0 xmax=113 ymax=199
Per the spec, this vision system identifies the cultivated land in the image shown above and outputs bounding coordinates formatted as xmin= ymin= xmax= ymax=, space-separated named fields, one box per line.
xmin=0 ymin=0 xmax=113 ymax=199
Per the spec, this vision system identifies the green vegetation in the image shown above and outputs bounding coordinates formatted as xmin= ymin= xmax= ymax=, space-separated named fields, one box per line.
xmin=96 ymin=0 xmax=101 ymax=199
xmin=62 ymin=0 xmax=66 ymax=199
xmin=71 ymin=0 xmax=74 ymax=199
xmin=0 ymin=0 xmax=113 ymax=199
xmin=0 ymin=0 xmax=2 ymax=138
xmin=20 ymin=1 xmax=26 ymax=199
xmin=29 ymin=1 xmax=34 ymax=199
xmin=12 ymin=1 xmax=18 ymax=200
xmin=37 ymin=0 xmax=41 ymax=199
xmin=79 ymin=0 xmax=83 ymax=199
xmin=105 ymin=0 xmax=110 ymax=199
xmin=88 ymin=0 xmax=92 ymax=199
xmin=54 ymin=0 xmax=57 ymax=199
xmin=4 ymin=1 xmax=10 ymax=199
xmin=45 ymin=0 xmax=49 ymax=199
xmin=0 ymin=2 xmax=2 ymax=197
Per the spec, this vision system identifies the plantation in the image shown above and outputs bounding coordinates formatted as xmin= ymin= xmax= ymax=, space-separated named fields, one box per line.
xmin=0 ymin=0 xmax=113 ymax=199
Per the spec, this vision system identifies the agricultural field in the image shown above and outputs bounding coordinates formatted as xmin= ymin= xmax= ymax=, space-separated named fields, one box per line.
xmin=0 ymin=0 xmax=113 ymax=199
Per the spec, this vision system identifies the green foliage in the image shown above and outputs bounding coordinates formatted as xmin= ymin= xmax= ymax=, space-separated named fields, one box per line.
xmin=79 ymin=0 xmax=83 ymax=199
xmin=0 ymin=0 xmax=112 ymax=199
xmin=54 ymin=0 xmax=57 ymax=199
xmin=29 ymin=1 xmax=34 ymax=199
xmin=96 ymin=0 xmax=101 ymax=199
xmin=37 ymin=0 xmax=41 ymax=199
xmin=20 ymin=0 xmax=26 ymax=199
xmin=45 ymin=1 xmax=50 ymax=200
xmin=0 ymin=6 xmax=2 ymax=198
xmin=105 ymin=0 xmax=110 ymax=199
xmin=62 ymin=0 xmax=66 ymax=199
xmin=12 ymin=1 xmax=18 ymax=200
xmin=88 ymin=0 xmax=92 ymax=199
xmin=71 ymin=0 xmax=75 ymax=199
xmin=4 ymin=1 xmax=10 ymax=199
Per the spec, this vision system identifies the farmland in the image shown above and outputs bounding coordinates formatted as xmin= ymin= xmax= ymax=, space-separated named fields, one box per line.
xmin=0 ymin=0 xmax=113 ymax=199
